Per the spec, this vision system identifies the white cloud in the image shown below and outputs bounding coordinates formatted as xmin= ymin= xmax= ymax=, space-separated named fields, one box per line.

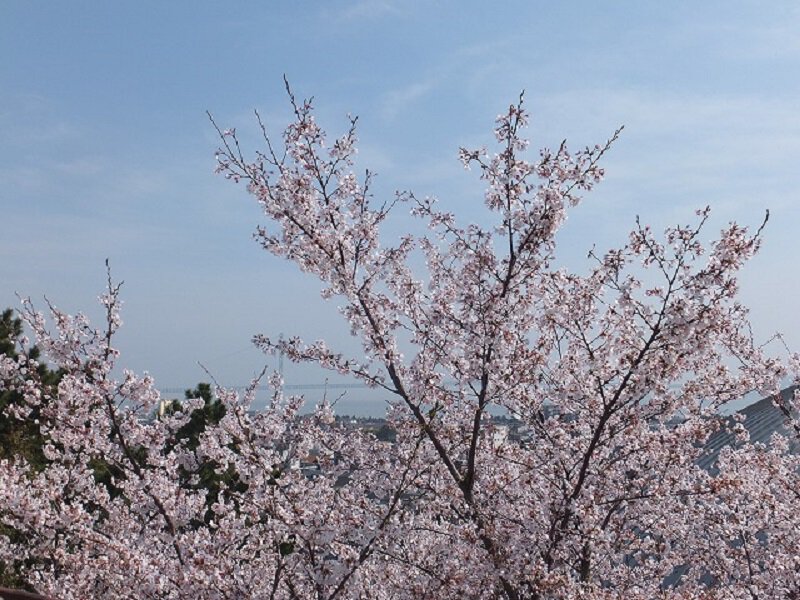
xmin=531 ymin=87 xmax=800 ymax=202
xmin=338 ymin=0 xmax=400 ymax=21
xmin=379 ymin=81 xmax=435 ymax=120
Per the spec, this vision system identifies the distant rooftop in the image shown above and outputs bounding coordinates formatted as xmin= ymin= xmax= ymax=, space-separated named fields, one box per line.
xmin=698 ymin=385 xmax=800 ymax=473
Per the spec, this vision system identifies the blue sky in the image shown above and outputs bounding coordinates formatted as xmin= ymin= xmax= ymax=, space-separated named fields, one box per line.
xmin=2 ymin=2 xmax=800 ymax=413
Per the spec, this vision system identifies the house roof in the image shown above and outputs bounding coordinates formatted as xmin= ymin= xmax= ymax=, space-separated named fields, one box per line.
xmin=698 ymin=385 xmax=800 ymax=473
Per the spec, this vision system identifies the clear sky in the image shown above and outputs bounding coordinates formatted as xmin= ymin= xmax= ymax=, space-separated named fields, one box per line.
xmin=2 ymin=2 xmax=799 ymax=414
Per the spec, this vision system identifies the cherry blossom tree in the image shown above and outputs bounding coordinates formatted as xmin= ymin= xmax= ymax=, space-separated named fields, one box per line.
xmin=2 ymin=83 xmax=799 ymax=599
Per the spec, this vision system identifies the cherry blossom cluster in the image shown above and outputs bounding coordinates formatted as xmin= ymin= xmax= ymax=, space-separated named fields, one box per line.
xmin=2 ymin=86 xmax=799 ymax=599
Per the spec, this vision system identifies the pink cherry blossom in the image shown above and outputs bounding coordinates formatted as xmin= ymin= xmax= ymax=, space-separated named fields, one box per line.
xmin=2 ymin=86 xmax=799 ymax=599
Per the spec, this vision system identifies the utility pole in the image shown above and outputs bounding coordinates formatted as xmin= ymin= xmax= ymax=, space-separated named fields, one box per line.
xmin=278 ymin=333 xmax=284 ymax=377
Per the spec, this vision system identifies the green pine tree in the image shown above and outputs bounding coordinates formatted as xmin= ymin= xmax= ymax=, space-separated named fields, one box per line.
xmin=164 ymin=383 xmax=247 ymax=525
xmin=0 ymin=308 xmax=62 ymax=590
